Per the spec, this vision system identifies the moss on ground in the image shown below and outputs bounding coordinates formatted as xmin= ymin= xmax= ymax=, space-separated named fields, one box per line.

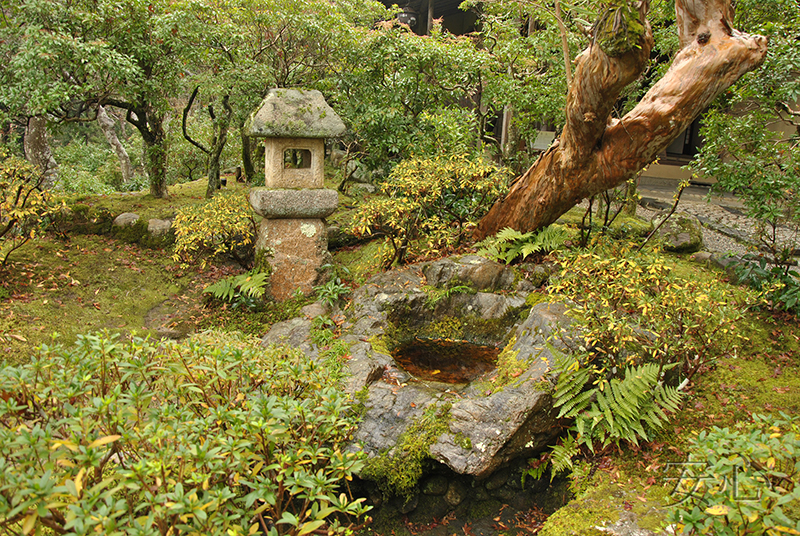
xmin=0 ymin=234 xmax=191 ymax=364
xmin=196 ymin=292 xmax=312 ymax=337
xmin=538 ymin=465 xmax=671 ymax=536
xmin=333 ymin=239 xmax=391 ymax=285
xmin=554 ymin=208 xmax=652 ymax=245
xmin=59 ymin=179 xmax=211 ymax=222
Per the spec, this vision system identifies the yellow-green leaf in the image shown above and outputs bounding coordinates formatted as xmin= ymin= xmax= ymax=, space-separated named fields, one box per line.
xmin=88 ymin=435 xmax=122 ymax=448
xmin=705 ymin=504 xmax=730 ymax=516
xmin=772 ymin=527 xmax=800 ymax=535
xmin=22 ymin=513 xmax=36 ymax=535
xmin=298 ymin=519 xmax=326 ymax=536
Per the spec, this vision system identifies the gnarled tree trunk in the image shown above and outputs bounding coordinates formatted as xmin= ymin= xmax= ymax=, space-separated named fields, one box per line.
xmin=475 ymin=0 xmax=768 ymax=239
xmin=206 ymin=95 xmax=233 ymax=199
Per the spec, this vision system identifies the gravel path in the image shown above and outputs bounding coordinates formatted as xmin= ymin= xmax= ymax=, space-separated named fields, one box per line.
xmin=636 ymin=198 xmax=799 ymax=257
xmin=636 ymin=202 xmax=753 ymax=256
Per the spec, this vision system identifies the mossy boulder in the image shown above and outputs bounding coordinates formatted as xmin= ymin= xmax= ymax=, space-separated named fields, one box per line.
xmin=301 ymin=257 xmax=566 ymax=479
xmin=538 ymin=469 xmax=670 ymax=536
xmin=652 ymin=211 xmax=704 ymax=253
xmin=59 ymin=204 xmax=115 ymax=235
xmin=110 ymin=213 xmax=175 ymax=248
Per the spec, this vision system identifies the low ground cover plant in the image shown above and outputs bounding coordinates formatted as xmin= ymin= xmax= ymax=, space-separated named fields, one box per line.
xmin=667 ymin=413 xmax=800 ymax=534
xmin=203 ymin=269 xmax=269 ymax=310
xmin=732 ymin=253 xmax=800 ymax=315
xmin=0 ymin=331 xmax=369 ymax=536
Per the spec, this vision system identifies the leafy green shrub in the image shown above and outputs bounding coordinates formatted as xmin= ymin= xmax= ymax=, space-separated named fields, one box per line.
xmin=476 ymin=225 xmax=568 ymax=264
xmin=333 ymin=24 xmax=486 ymax=176
xmin=668 ymin=413 xmax=800 ymax=535
xmin=547 ymin=245 xmax=746 ymax=468
xmin=53 ymin=140 xmax=139 ymax=194
xmin=203 ymin=270 xmax=269 ymax=310
xmin=551 ymin=246 xmax=745 ymax=381
xmin=0 ymin=331 xmax=370 ymax=536
xmin=350 ymin=155 xmax=509 ymax=267
xmin=173 ymin=189 xmax=257 ymax=268
xmin=732 ymin=253 xmax=800 ymax=314
xmin=58 ymin=168 xmax=117 ymax=195
xmin=0 ymin=153 xmax=58 ymax=265
xmin=689 ymin=63 xmax=799 ymax=273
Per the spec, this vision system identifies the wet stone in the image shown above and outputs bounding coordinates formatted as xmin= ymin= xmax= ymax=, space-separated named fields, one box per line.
xmin=484 ymin=467 xmax=510 ymax=490
xmin=422 ymin=475 xmax=449 ymax=496
xmin=444 ymin=481 xmax=469 ymax=507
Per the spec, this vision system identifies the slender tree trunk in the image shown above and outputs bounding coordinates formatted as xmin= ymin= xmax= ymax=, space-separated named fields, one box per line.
xmin=103 ymin=98 xmax=169 ymax=197
xmin=206 ymin=95 xmax=232 ymax=198
xmin=144 ymin=132 xmax=168 ymax=198
xmin=241 ymin=130 xmax=255 ymax=184
xmin=23 ymin=115 xmax=58 ymax=189
xmin=138 ymin=110 xmax=169 ymax=198
xmin=97 ymin=105 xmax=133 ymax=184
xmin=475 ymin=0 xmax=767 ymax=239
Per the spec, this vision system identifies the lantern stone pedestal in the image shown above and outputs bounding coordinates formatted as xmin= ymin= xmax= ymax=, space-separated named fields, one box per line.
xmin=249 ymin=189 xmax=338 ymax=301
xmin=244 ymin=89 xmax=346 ymax=301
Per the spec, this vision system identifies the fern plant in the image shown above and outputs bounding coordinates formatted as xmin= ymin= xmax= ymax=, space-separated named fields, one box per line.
xmin=477 ymin=225 xmax=568 ymax=264
xmin=204 ymin=270 xmax=269 ymax=310
xmin=423 ymin=284 xmax=475 ymax=309
xmin=549 ymin=352 xmax=683 ymax=474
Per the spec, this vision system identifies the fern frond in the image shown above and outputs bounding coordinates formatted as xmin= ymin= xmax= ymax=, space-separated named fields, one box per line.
xmin=204 ymin=278 xmax=238 ymax=301
xmin=551 ymin=435 xmax=578 ymax=475
xmin=237 ymin=271 xmax=269 ymax=298
xmin=495 ymin=227 xmax=528 ymax=243
xmin=520 ymin=241 xmax=543 ymax=259
xmin=557 ymin=389 xmax=595 ymax=419
xmin=554 ymin=366 xmax=591 ymax=403
xmin=537 ymin=225 xmax=569 ymax=251
xmin=596 ymin=390 xmax=614 ymax=431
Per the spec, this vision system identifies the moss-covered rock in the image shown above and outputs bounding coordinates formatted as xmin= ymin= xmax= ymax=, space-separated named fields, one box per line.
xmin=538 ymin=467 xmax=670 ymax=536
xmin=652 ymin=211 xmax=704 ymax=253
xmin=59 ymin=204 xmax=115 ymax=235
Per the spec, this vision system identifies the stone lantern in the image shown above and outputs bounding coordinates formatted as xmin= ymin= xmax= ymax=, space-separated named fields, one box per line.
xmin=244 ymin=89 xmax=345 ymax=301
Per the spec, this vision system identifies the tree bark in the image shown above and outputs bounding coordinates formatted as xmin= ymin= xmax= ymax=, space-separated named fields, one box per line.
xmin=241 ymin=130 xmax=255 ymax=184
xmin=143 ymin=126 xmax=168 ymax=198
xmin=23 ymin=116 xmax=58 ymax=189
xmin=106 ymin=99 xmax=169 ymax=198
xmin=475 ymin=0 xmax=768 ymax=239
xmin=206 ymin=95 xmax=233 ymax=199
xmin=97 ymin=105 xmax=133 ymax=184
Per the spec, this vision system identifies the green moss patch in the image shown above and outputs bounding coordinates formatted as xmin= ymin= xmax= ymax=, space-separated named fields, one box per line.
xmin=539 ymin=466 xmax=670 ymax=536
xmin=0 ymin=234 xmax=192 ymax=364
xmin=362 ymin=403 xmax=452 ymax=498
xmin=59 ymin=178 xmax=210 ymax=222
xmin=333 ymin=239 xmax=392 ymax=285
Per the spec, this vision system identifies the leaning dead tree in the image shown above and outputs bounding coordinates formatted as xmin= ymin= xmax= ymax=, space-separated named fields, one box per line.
xmin=475 ymin=0 xmax=768 ymax=239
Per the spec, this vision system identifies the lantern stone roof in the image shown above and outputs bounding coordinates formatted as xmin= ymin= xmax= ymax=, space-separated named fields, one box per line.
xmin=244 ymin=89 xmax=346 ymax=138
